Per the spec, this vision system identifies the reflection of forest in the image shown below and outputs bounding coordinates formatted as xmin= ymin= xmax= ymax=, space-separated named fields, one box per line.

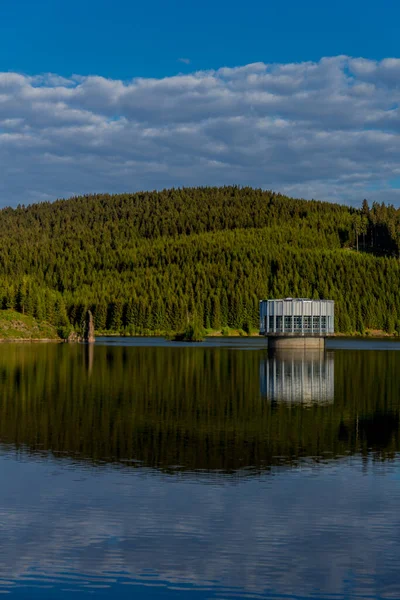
xmin=260 ymin=350 xmax=335 ymax=404
xmin=0 ymin=344 xmax=399 ymax=472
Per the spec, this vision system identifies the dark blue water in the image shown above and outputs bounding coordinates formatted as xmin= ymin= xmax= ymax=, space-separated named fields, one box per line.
xmin=0 ymin=338 xmax=399 ymax=598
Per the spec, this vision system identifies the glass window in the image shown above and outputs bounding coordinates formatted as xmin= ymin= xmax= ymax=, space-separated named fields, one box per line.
xmin=269 ymin=316 xmax=274 ymax=331
xmin=284 ymin=316 xmax=292 ymax=330
xmin=312 ymin=316 xmax=320 ymax=332
xmin=294 ymin=316 xmax=302 ymax=332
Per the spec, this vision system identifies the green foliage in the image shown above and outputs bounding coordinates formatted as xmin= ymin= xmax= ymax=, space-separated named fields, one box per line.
xmin=57 ymin=324 xmax=74 ymax=340
xmin=0 ymin=310 xmax=59 ymax=339
xmin=173 ymin=322 xmax=205 ymax=342
xmin=0 ymin=187 xmax=399 ymax=335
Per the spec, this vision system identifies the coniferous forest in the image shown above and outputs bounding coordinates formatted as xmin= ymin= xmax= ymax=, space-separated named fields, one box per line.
xmin=1 ymin=186 xmax=400 ymax=335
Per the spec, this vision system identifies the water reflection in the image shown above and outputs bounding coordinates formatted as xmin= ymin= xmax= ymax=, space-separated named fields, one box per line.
xmin=2 ymin=455 xmax=400 ymax=599
xmin=260 ymin=349 xmax=335 ymax=404
xmin=0 ymin=343 xmax=399 ymax=472
xmin=0 ymin=342 xmax=399 ymax=598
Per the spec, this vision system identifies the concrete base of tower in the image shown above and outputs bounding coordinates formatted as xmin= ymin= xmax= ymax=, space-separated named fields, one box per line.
xmin=267 ymin=335 xmax=325 ymax=350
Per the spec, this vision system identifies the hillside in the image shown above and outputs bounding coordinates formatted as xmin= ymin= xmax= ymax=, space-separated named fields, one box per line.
xmin=0 ymin=186 xmax=399 ymax=334
xmin=0 ymin=310 xmax=59 ymax=340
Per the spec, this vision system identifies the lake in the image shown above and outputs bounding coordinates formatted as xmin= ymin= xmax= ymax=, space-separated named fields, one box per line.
xmin=0 ymin=337 xmax=400 ymax=598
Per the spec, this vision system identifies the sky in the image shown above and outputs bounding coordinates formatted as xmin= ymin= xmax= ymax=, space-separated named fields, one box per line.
xmin=1 ymin=0 xmax=400 ymax=207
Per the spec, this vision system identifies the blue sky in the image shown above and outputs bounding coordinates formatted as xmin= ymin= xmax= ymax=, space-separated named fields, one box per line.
xmin=0 ymin=0 xmax=398 ymax=79
xmin=1 ymin=0 xmax=400 ymax=206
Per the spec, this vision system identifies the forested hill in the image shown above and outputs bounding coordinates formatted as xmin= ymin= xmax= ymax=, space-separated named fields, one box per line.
xmin=1 ymin=186 xmax=400 ymax=335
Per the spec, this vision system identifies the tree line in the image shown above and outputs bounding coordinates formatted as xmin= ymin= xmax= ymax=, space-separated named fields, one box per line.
xmin=0 ymin=186 xmax=399 ymax=334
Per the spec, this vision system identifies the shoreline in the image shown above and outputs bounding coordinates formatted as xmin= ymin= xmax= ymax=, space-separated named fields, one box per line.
xmin=0 ymin=330 xmax=398 ymax=343
xmin=96 ymin=329 xmax=400 ymax=340
xmin=0 ymin=338 xmax=62 ymax=343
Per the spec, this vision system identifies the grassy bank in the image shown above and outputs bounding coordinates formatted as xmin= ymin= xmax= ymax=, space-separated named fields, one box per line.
xmin=94 ymin=326 xmax=400 ymax=339
xmin=0 ymin=310 xmax=60 ymax=341
xmin=96 ymin=326 xmax=262 ymax=339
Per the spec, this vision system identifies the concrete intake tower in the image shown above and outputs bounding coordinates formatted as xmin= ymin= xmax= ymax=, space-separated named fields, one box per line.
xmin=259 ymin=298 xmax=334 ymax=350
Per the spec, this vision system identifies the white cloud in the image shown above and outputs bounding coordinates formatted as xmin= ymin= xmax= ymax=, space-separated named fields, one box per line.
xmin=3 ymin=56 xmax=400 ymax=206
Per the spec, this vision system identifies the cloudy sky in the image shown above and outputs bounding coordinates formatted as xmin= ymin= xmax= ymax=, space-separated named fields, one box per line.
xmin=1 ymin=1 xmax=400 ymax=207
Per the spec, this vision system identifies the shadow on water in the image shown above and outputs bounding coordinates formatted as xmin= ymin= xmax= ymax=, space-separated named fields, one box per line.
xmin=0 ymin=342 xmax=399 ymax=473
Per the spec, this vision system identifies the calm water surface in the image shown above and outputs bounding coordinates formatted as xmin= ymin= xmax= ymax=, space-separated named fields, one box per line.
xmin=0 ymin=337 xmax=400 ymax=598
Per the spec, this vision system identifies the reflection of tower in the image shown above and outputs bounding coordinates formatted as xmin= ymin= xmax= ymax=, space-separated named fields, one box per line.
xmin=260 ymin=349 xmax=334 ymax=404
